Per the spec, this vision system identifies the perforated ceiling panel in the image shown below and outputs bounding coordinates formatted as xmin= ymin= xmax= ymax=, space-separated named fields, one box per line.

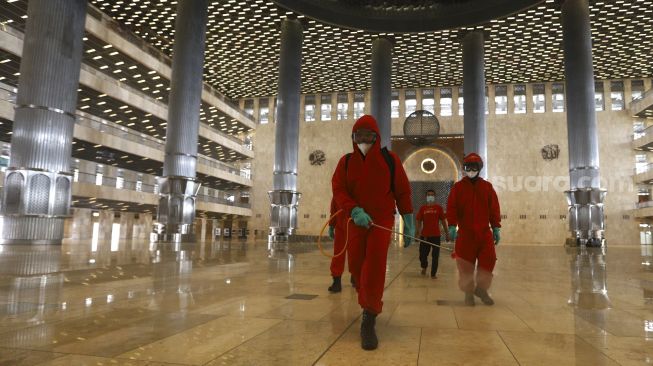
xmin=1 ymin=0 xmax=652 ymax=99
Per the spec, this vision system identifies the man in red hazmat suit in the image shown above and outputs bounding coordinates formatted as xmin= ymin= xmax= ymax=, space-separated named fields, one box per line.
xmin=447 ymin=153 xmax=501 ymax=306
xmin=327 ymin=196 xmax=350 ymax=293
xmin=332 ymin=114 xmax=414 ymax=350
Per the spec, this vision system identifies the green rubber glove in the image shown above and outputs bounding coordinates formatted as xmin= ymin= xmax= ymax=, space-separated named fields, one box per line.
xmin=448 ymin=226 xmax=457 ymax=242
xmin=351 ymin=207 xmax=372 ymax=227
xmin=492 ymin=227 xmax=501 ymax=245
xmin=328 ymin=226 xmax=335 ymax=239
xmin=402 ymin=214 xmax=415 ymax=248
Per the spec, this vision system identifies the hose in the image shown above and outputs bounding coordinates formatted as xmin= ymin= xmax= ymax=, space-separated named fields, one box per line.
xmin=317 ymin=209 xmax=352 ymax=258
xmin=369 ymin=222 xmax=454 ymax=252
xmin=318 ymin=209 xmax=453 ymax=258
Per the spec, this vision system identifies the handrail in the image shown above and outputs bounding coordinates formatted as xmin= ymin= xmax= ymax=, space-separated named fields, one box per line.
xmin=0 ymin=83 xmax=252 ymax=180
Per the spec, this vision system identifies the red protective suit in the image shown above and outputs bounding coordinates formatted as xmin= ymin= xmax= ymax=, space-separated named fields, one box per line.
xmin=329 ymin=196 xmax=347 ymax=277
xmin=446 ymin=176 xmax=501 ymax=291
xmin=332 ymin=115 xmax=413 ymax=314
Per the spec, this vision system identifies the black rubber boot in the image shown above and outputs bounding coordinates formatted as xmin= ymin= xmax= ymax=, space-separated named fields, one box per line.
xmin=360 ymin=310 xmax=378 ymax=350
xmin=328 ymin=276 xmax=342 ymax=293
xmin=474 ymin=287 xmax=495 ymax=305
xmin=464 ymin=292 xmax=476 ymax=306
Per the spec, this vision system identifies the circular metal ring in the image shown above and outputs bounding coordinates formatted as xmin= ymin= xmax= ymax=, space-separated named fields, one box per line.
xmin=421 ymin=158 xmax=437 ymax=174
xmin=569 ymin=166 xmax=599 ymax=172
xmin=15 ymin=104 xmax=76 ymax=119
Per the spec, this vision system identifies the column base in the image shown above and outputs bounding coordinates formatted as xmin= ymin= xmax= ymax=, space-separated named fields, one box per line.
xmin=0 ymin=216 xmax=65 ymax=245
xmin=153 ymin=176 xmax=199 ymax=243
xmin=268 ymin=189 xmax=301 ymax=254
xmin=0 ymin=239 xmax=63 ymax=245
xmin=565 ymin=237 xmax=605 ymax=248
xmin=565 ymin=188 xmax=606 ymax=248
xmin=151 ymin=223 xmax=196 ymax=243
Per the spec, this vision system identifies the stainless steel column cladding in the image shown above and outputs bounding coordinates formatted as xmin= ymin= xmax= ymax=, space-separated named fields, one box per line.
xmin=154 ymin=0 xmax=209 ymax=243
xmin=371 ymin=37 xmax=393 ymax=150
xmin=0 ymin=0 xmax=87 ymax=245
xmin=462 ymin=31 xmax=488 ymax=179
xmin=269 ymin=18 xmax=303 ymax=251
xmin=561 ymin=0 xmax=605 ymax=247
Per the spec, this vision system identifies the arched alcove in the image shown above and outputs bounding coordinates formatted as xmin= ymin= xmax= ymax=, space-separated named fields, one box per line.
xmin=403 ymin=147 xmax=459 ymax=211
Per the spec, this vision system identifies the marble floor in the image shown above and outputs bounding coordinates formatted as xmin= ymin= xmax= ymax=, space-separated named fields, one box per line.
xmin=0 ymin=238 xmax=652 ymax=365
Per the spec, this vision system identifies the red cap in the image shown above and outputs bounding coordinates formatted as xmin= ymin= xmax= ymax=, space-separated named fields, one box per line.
xmin=463 ymin=153 xmax=483 ymax=165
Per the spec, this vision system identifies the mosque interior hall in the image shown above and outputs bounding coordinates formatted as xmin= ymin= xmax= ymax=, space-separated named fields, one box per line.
xmin=0 ymin=0 xmax=653 ymax=364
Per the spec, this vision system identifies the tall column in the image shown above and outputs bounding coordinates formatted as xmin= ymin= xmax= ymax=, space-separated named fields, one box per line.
xmin=561 ymin=0 xmax=605 ymax=247
xmin=154 ymin=0 xmax=208 ymax=243
xmin=0 ymin=0 xmax=87 ymax=245
xmin=371 ymin=37 xmax=393 ymax=149
xmin=268 ymin=18 xmax=303 ymax=249
xmin=462 ymin=31 xmax=488 ymax=178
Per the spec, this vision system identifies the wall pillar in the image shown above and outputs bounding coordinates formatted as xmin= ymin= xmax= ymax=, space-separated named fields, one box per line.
xmin=268 ymin=18 xmax=303 ymax=252
xmin=154 ymin=0 xmax=209 ymax=243
xmin=561 ymin=0 xmax=606 ymax=247
xmin=0 ymin=0 xmax=87 ymax=244
xmin=370 ymin=37 xmax=393 ymax=149
xmin=461 ymin=31 xmax=488 ymax=178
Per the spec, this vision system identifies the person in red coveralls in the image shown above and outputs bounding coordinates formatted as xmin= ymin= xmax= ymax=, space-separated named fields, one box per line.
xmin=416 ymin=189 xmax=449 ymax=279
xmin=332 ymin=114 xmax=414 ymax=351
xmin=447 ymin=153 xmax=501 ymax=306
xmin=326 ymin=196 xmax=350 ymax=293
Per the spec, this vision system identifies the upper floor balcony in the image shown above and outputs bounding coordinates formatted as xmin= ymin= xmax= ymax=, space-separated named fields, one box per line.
xmin=0 ymin=23 xmax=254 ymax=163
xmin=630 ymin=87 xmax=653 ymax=120
xmin=0 ymin=84 xmax=252 ymax=191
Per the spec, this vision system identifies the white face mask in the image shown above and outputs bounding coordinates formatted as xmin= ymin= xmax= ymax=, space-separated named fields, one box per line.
xmin=465 ymin=170 xmax=479 ymax=179
xmin=426 ymin=196 xmax=435 ymax=203
xmin=357 ymin=143 xmax=372 ymax=155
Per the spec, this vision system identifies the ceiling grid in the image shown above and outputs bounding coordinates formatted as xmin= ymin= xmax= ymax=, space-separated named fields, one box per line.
xmin=86 ymin=0 xmax=653 ymax=98
xmin=2 ymin=0 xmax=652 ymax=98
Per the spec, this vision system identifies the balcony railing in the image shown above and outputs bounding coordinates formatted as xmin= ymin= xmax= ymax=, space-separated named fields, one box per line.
xmin=633 ymin=124 xmax=653 ymax=141
xmin=0 ymin=83 xmax=252 ymax=180
xmin=86 ymin=4 xmax=257 ymax=127
xmin=635 ymin=163 xmax=653 ymax=175
xmin=73 ymin=171 xmax=251 ymax=209
xmin=79 ymin=62 xmax=250 ymax=149
xmin=629 ymin=87 xmax=653 ymax=109
xmin=636 ymin=200 xmax=653 ymax=209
